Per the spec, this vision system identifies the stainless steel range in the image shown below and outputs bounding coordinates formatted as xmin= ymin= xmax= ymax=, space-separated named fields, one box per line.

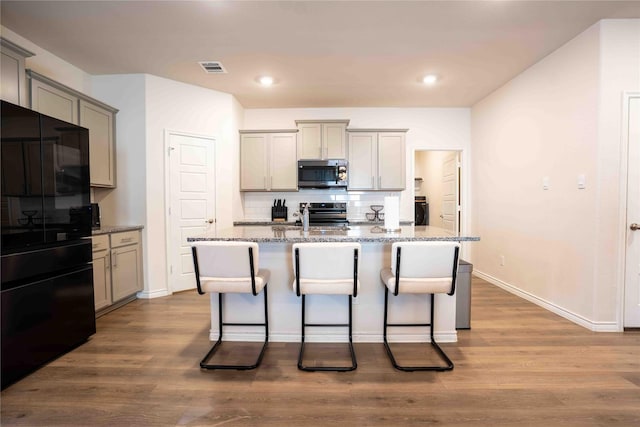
xmin=297 ymin=202 xmax=348 ymax=226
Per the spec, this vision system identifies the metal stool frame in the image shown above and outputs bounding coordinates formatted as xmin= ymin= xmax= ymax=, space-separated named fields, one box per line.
xmin=192 ymin=246 xmax=269 ymax=370
xmin=383 ymin=245 xmax=459 ymax=372
xmin=295 ymin=247 xmax=359 ymax=372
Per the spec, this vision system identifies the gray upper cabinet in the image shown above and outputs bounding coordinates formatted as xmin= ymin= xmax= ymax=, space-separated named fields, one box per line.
xmin=296 ymin=120 xmax=348 ymax=159
xmin=0 ymin=38 xmax=34 ymax=107
xmin=347 ymin=129 xmax=407 ymax=191
xmin=240 ymin=130 xmax=298 ymax=191
xmin=80 ymin=100 xmax=115 ymax=187
xmin=30 ymin=76 xmax=79 ymax=124
xmin=28 ymin=70 xmax=118 ymax=188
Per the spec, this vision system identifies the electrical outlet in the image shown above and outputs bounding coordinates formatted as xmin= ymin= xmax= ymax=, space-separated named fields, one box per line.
xmin=500 ymin=255 xmax=505 ymax=266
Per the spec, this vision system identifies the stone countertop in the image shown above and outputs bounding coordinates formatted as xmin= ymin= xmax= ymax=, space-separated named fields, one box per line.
xmin=233 ymin=220 xmax=414 ymax=226
xmin=92 ymin=225 xmax=144 ymax=236
xmin=188 ymin=225 xmax=479 ymax=243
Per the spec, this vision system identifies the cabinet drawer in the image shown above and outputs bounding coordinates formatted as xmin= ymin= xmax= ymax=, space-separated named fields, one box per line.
xmin=110 ymin=230 xmax=140 ymax=248
xmin=92 ymin=235 xmax=110 ymax=252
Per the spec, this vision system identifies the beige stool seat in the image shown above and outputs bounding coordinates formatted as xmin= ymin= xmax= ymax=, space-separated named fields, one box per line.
xmin=380 ymin=241 xmax=460 ymax=371
xmin=191 ymin=241 xmax=270 ymax=370
xmin=292 ymin=242 xmax=361 ymax=372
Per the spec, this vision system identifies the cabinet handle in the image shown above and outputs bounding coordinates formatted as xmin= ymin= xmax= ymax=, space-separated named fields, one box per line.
xmin=112 ymin=251 xmax=117 ymax=268
xmin=106 ymin=253 xmax=111 ymax=270
xmin=378 ymin=176 xmax=382 ymax=188
xmin=120 ymin=237 xmax=132 ymax=243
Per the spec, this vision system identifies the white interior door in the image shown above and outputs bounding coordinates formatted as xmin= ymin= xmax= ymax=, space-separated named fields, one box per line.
xmin=441 ymin=152 xmax=459 ymax=234
xmin=167 ymin=131 xmax=215 ymax=293
xmin=625 ymin=95 xmax=640 ymax=328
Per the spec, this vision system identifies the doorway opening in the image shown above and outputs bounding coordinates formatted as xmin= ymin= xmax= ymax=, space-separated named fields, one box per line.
xmin=413 ymin=150 xmax=461 ymax=235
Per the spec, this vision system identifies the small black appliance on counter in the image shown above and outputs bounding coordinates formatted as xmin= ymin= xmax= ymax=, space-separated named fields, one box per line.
xmin=1 ymin=101 xmax=96 ymax=390
xmin=91 ymin=202 xmax=101 ymax=229
xmin=271 ymin=199 xmax=287 ymax=222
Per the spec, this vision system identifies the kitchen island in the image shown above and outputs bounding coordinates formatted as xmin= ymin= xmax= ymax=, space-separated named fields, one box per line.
xmin=188 ymin=225 xmax=479 ymax=343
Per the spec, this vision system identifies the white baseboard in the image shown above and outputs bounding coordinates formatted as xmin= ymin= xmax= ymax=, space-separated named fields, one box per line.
xmin=473 ymin=270 xmax=620 ymax=332
xmin=136 ymin=289 xmax=171 ymax=299
xmin=209 ymin=331 xmax=457 ymax=343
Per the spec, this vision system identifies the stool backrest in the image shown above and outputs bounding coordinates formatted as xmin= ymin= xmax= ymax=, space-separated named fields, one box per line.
xmin=292 ymin=242 xmax=361 ymax=280
xmin=391 ymin=241 xmax=460 ymax=279
xmin=192 ymin=241 xmax=259 ymax=278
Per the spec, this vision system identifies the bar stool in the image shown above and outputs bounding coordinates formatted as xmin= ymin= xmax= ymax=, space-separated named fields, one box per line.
xmin=292 ymin=242 xmax=360 ymax=372
xmin=380 ymin=241 xmax=460 ymax=371
xmin=191 ymin=241 xmax=270 ymax=370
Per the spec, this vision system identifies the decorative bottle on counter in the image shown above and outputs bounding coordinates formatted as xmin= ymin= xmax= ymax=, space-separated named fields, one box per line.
xmin=302 ymin=203 xmax=310 ymax=231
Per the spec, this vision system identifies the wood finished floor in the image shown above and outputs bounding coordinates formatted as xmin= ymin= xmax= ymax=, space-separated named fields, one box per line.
xmin=2 ymin=277 xmax=639 ymax=426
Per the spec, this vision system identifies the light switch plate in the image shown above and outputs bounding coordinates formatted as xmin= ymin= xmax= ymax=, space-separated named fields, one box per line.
xmin=542 ymin=176 xmax=550 ymax=190
xmin=577 ymin=174 xmax=586 ymax=189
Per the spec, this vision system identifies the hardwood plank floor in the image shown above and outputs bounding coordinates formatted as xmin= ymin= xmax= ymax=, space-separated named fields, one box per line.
xmin=2 ymin=277 xmax=639 ymax=426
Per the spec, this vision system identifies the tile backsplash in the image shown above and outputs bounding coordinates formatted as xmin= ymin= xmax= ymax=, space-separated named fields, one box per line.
xmin=242 ymin=190 xmax=403 ymax=222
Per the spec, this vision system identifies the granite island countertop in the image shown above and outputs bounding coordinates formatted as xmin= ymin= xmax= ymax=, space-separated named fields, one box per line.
xmin=92 ymin=225 xmax=144 ymax=236
xmin=188 ymin=224 xmax=479 ymax=243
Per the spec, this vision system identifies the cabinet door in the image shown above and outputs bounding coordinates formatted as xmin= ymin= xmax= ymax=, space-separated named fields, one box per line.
xmin=30 ymin=79 xmax=78 ymax=124
xmin=92 ymin=249 xmax=112 ymax=310
xmin=240 ymin=134 xmax=268 ymax=190
xmin=79 ymin=100 xmax=115 ymax=187
xmin=378 ymin=132 xmax=406 ymax=190
xmin=111 ymin=244 xmax=141 ymax=302
xmin=348 ymin=132 xmax=377 ymax=190
xmin=1 ymin=49 xmax=23 ymax=105
xmin=297 ymin=123 xmax=322 ymax=159
xmin=269 ymin=133 xmax=298 ymax=190
xmin=323 ymin=122 xmax=346 ymax=159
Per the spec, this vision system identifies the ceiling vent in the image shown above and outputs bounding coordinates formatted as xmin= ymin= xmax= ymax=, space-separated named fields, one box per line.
xmin=198 ymin=61 xmax=227 ymax=74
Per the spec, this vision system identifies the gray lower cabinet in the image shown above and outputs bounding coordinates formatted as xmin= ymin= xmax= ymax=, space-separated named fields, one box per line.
xmin=91 ymin=236 xmax=112 ymax=311
xmin=92 ymin=230 xmax=143 ymax=315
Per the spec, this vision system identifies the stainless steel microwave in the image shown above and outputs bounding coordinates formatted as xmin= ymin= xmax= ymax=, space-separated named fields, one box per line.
xmin=297 ymin=159 xmax=348 ymax=189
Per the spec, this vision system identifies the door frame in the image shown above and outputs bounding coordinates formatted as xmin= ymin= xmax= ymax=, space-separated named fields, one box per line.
xmin=619 ymin=92 xmax=640 ymax=330
xmin=163 ymin=129 xmax=217 ymax=295
xmin=412 ymin=148 xmax=466 ymax=242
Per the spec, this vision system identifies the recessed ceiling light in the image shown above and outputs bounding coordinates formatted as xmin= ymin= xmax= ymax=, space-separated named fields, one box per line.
xmin=422 ymin=75 xmax=438 ymax=85
xmin=258 ymin=76 xmax=274 ymax=86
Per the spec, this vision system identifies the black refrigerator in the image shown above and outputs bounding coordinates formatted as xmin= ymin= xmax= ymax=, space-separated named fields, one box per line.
xmin=1 ymin=100 xmax=96 ymax=389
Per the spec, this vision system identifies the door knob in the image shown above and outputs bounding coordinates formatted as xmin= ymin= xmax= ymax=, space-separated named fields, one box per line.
xmin=631 ymin=223 xmax=640 ymax=231
xmin=207 ymin=219 xmax=214 ymax=224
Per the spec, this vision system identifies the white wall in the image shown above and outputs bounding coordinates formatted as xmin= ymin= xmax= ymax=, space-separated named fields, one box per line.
xmin=92 ymin=74 xmax=241 ymax=298
xmin=91 ymin=75 xmax=147 ymax=227
xmin=595 ymin=20 xmax=640 ymax=324
xmin=1 ymin=25 xmax=92 ymax=95
xmin=471 ymin=20 xmax=640 ymax=330
xmin=242 ymin=108 xmax=471 ymax=226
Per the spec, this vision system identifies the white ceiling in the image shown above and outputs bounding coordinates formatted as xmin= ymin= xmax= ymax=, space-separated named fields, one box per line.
xmin=2 ymin=1 xmax=639 ymax=108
